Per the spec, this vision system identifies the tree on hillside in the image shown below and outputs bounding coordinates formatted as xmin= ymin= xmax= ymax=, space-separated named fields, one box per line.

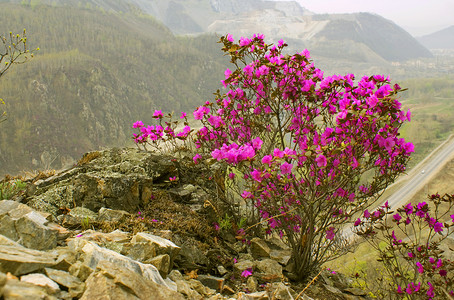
xmin=0 ymin=29 xmax=36 ymax=123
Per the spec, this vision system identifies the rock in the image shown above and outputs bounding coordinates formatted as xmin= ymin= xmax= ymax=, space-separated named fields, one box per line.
xmin=24 ymin=148 xmax=178 ymax=216
xmin=271 ymin=282 xmax=297 ymax=300
xmin=52 ymin=247 xmax=77 ymax=272
xmin=44 ymin=268 xmax=85 ymax=298
xmin=217 ymin=265 xmax=228 ymax=276
xmin=68 ymin=261 xmax=93 ymax=282
xmin=269 ymin=250 xmax=291 ymax=266
xmin=81 ymin=260 xmax=184 ymax=300
xmin=188 ymin=278 xmax=216 ymax=297
xmin=71 ymin=239 xmax=173 ymax=289
xmin=250 ymin=238 xmax=271 ymax=259
xmin=98 ymin=207 xmax=130 ymax=222
xmin=0 ymin=236 xmax=58 ymax=276
xmin=323 ymin=284 xmax=344 ymax=295
xmin=176 ymin=242 xmax=209 ymax=270
xmin=197 ymin=274 xmax=225 ymax=292
xmin=0 ymin=271 xmax=7 ymax=296
xmin=20 ymin=273 xmax=60 ymax=294
xmin=233 ymin=259 xmax=254 ymax=275
xmin=0 ymin=200 xmax=59 ymax=250
xmin=343 ymin=287 xmax=368 ymax=296
xmin=247 ymin=276 xmax=258 ymax=293
xmin=239 ymin=291 xmax=269 ymax=299
xmin=174 ymin=279 xmax=203 ymax=300
xmin=2 ymin=278 xmax=57 ymax=300
xmin=148 ymin=254 xmax=171 ymax=278
xmin=255 ymin=259 xmax=283 ymax=282
xmin=127 ymin=232 xmax=180 ymax=274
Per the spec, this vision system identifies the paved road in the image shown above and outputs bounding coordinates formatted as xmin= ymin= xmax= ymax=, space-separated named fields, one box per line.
xmin=344 ymin=136 xmax=454 ymax=240
xmin=383 ymin=137 xmax=454 ymax=210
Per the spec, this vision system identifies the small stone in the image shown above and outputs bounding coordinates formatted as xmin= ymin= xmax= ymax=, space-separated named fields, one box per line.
xmin=240 ymin=291 xmax=269 ymax=299
xmin=246 ymin=276 xmax=258 ymax=293
xmin=197 ymin=275 xmax=224 ymax=292
xmin=148 ymin=254 xmax=171 ymax=278
xmin=250 ymin=238 xmax=271 ymax=259
xmin=217 ymin=265 xmax=228 ymax=276
xmin=343 ymin=287 xmax=368 ymax=296
xmin=98 ymin=207 xmax=130 ymax=222
xmin=20 ymin=273 xmax=60 ymax=294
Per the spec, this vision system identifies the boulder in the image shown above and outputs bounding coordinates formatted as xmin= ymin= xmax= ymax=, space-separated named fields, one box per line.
xmin=81 ymin=260 xmax=184 ymax=300
xmin=24 ymin=148 xmax=179 ymax=216
xmin=255 ymin=259 xmax=283 ymax=282
xmin=44 ymin=268 xmax=85 ymax=298
xmin=0 ymin=236 xmax=58 ymax=276
xmin=0 ymin=200 xmax=63 ymax=250
xmin=2 ymin=278 xmax=57 ymax=300
xmin=70 ymin=239 xmax=173 ymax=289
xmin=127 ymin=232 xmax=180 ymax=274
xmin=20 ymin=273 xmax=60 ymax=294
xmin=98 ymin=207 xmax=130 ymax=222
xmin=250 ymin=238 xmax=271 ymax=259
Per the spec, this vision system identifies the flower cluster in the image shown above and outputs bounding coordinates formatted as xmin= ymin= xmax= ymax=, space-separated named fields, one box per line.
xmin=355 ymin=193 xmax=454 ymax=299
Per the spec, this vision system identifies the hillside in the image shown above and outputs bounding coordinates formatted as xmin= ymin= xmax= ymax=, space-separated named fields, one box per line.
xmin=0 ymin=2 xmax=228 ymax=176
xmin=418 ymin=25 xmax=454 ymax=49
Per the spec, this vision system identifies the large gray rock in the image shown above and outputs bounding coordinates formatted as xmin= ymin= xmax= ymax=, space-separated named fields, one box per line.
xmin=0 ymin=200 xmax=64 ymax=250
xmin=0 ymin=235 xmax=58 ymax=276
xmin=70 ymin=238 xmax=173 ymax=290
xmin=20 ymin=273 xmax=60 ymax=294
xmin=81 ymin=260 xmax=184 ymax=300
xmin=44 ymin=268 xmax=85 ymax=298
xmin=24 ymin=148 xmax=180 ymax=216
xmin=250 ymin=238 xmax=271 ymax=259
xmin=2 ymin=278 xmax=57 ymax=300
xmin=126 ymin=232 xmax=181 ymax=274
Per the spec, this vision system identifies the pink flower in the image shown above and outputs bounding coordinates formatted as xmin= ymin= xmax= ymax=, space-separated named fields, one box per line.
xmin=193 ymin=154 xmax=202 ymax=164
xmin=228 ymin=172 xmax=235 ymax=180
xmin=325 ymin=227 xmax=335 ymax=240
xmin=354 ymin=218 xmax=361 ymax=226
xmin=180 ymin=112 xmax=187 ymax=119
xmin=280 ymin=162 xmax=293 ymax=174
xmin=393 ymin=213 xmax=402 ymax=223
xmin=364 ymin=210 xmax=370 ymax=218
xmin=152 ymin=110 xmax=163 ymax=118
xmin=251 ymin=169 xmax=262 ymax=182
xmin=169 ymin=176 xmax=177 ymax=182
xmin=226 ymin=33 xmax=234 ymax=42
xmin=278 ymin=39 xmax=285 ymax=47
xmin=241 ymin=268 xmax=253 ymax=278
xmin=133 ymin=121 xmax=144 ymax=128
xmin=262 ymin=155 xmax=273 ymax=165
xmin=252 ymin=137 xmax=263 ymax=150
xmin=241 ymin=191 xmax=253 ymax=199
xmin=433 ymin=222 xmax=443 ymax=233
xmin=416 ymin=262 xmax=424 ymax=274
xmin=315 ymin=154 xmax=327 ymax=167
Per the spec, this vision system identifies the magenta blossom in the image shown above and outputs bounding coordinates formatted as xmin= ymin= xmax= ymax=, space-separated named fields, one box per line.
xmin=241 ymin=268 xmax=253 ymax=278
xmin=315 ymin=154 xmax=327 ymax=167
xmin=280 ymin=162 xmax=293 ymax=174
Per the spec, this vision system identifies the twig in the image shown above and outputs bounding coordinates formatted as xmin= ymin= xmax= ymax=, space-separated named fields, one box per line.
xmin=295 ymin=268 xmax=324 ymax=300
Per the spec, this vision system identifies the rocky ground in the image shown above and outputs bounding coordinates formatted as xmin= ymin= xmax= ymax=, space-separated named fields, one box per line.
xmin=0 ymin=147 xmax=371 ymax=299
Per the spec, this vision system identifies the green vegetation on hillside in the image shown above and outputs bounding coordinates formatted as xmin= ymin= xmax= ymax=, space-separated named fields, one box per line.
xmin=399 ymin=76 xmax=454 ymax=169
xmin=0 ymin=2 xmax=228 ymax=175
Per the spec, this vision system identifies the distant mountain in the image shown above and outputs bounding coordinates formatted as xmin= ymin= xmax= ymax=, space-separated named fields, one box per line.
xmin=135 ymin=0 xmax=433 ymax=63
xmin=417 ymin=25 xmax=454 ymax=49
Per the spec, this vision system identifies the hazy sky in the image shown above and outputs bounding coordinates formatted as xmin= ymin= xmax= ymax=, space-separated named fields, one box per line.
xmin=277 ymin=0 xmax=454 ymax=36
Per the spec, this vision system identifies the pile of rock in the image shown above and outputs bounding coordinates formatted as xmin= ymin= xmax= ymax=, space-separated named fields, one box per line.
xmin=0 ymin=148 xmax=372 ymax=299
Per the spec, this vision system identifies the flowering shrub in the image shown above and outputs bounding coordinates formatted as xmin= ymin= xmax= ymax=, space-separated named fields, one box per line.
xmin=132 ymin=110 xmax=193 ymax=154
xmin=355 ymin=193 xmax=454 ymax=299
xmin=133 ymin=34 xmax=413 ymax=280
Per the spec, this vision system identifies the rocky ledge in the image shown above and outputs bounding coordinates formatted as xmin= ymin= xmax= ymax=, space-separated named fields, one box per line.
xmin=0 ymin=147 xmax=371 ymax=299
